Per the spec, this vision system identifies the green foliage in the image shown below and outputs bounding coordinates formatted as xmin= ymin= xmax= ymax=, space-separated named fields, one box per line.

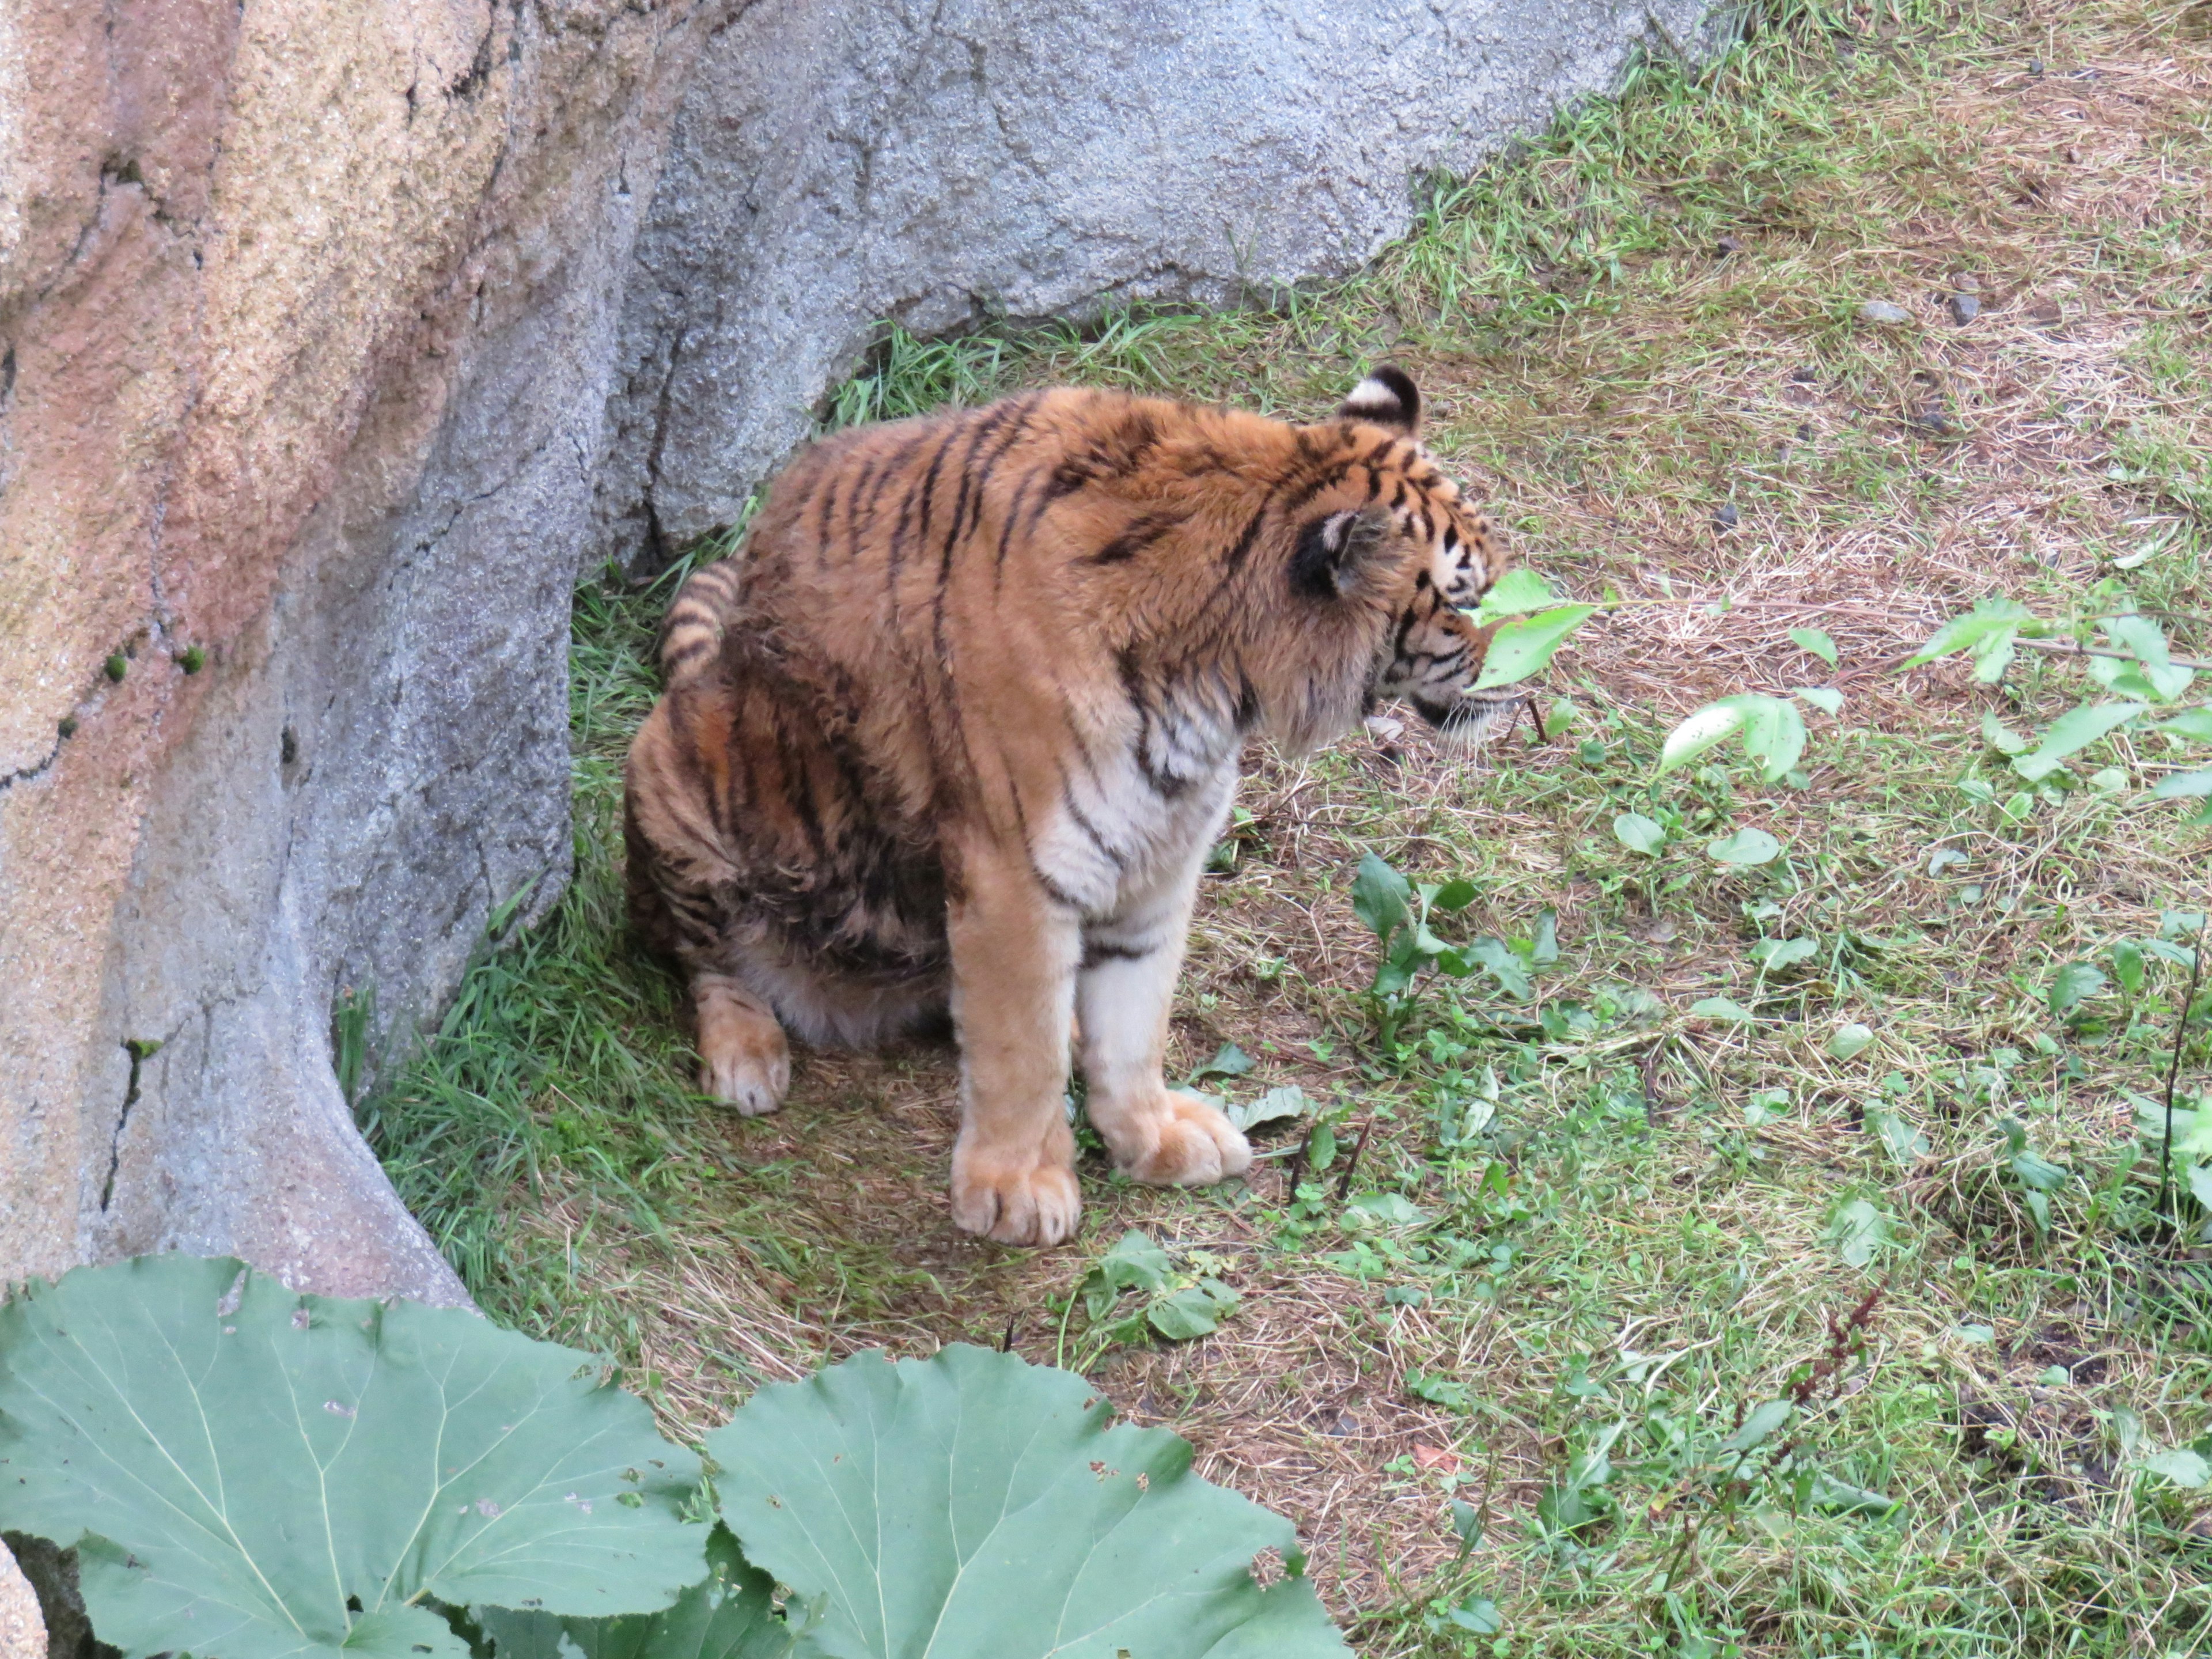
xmin=1706 ymin=827 xmax=1783 ymax=867
xmin=1657 ymin=695 xmax=1807 ymax=785
xmin=1611 ymin=812 xmax=1666 ymax=856
xmin=1471 ymin=604 xmax=1600 ymax=691
xmin=0 ymin=1256 xmax=707 ymax=1659
xmin=1352 ymin=853 xmax=1559 ymax=1055
xmin=1904 ymin=594 xmax=2212 ymax=802
xmin=478 ymin=1530 xmax=789 ymax=1659
xmin=704 ymin=1346 xmax=1346 ymax=1658
xmin=1787 ymin=626 xmax=1839 ymax=667
xmin=1463 ymin=569 xmax=1597 ymax=691
xmin=1074 ymin=1230 xmax=1241 ymax=1353
xmin=0 ymin=1262 xmax=1346 ymax=1659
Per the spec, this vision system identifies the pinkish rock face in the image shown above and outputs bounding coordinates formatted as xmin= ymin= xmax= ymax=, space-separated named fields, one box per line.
xmin=0 ymin=0 xmax=713 ymax=1302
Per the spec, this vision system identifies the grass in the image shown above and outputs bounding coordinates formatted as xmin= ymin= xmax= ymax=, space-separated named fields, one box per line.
xmin=365 ymin=1 xmax=2212 ymax=1652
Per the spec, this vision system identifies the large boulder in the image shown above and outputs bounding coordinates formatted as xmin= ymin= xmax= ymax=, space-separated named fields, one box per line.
xmin=0 ymin=0 xmax=1725 ymax=1302
xmin=0 ymin=0 xmax=715 ymax=1304
xmin=599 ymin=0 xmax=1733 ymax=561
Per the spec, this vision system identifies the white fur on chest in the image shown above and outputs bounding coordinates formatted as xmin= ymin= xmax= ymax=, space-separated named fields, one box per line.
xmin=1031 ymin=699 xmax=1239 ymax=920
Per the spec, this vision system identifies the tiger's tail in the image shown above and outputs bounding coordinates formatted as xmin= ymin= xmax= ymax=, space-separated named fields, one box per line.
xmin=657 ymin=559 xmax=744 ymax=687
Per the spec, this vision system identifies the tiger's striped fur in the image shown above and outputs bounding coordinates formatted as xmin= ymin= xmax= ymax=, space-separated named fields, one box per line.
xmin=624 ymin=368 xmax=1512 ymax=1244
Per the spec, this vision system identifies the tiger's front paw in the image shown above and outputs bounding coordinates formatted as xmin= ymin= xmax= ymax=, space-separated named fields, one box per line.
xmin=1108 ymin=1089 xmax=1252 ymax=1187
xmin=950 ymin=1132 xmax=1081 ymax=1246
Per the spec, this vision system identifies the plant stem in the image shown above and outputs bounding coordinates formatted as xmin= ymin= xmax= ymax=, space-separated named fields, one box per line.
xmin=2009 ymin=634 xmax=2212 ymax=673
xmin=2157 ymin=912 xmax=2210 ymax=1233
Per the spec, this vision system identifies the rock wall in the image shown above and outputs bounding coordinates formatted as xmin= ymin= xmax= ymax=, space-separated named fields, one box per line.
xmin=598 ymin=0 xmax=1736 ymax=562
xmin=0 ymin=0 xmax=716 ymax=1304
xmin=0 ymin=0 xmax=1726 ymax=1303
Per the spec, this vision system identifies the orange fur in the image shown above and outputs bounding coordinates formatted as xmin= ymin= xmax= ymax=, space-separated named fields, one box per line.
xmin=625 ymin=370 xmax=1509 ymax=1243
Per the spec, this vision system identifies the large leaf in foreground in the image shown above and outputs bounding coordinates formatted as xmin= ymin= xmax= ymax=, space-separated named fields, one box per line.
xmin=0 ymin=1256 xmax=707 ymax=1659
xmin=479 ymin=1528 xmax=789 ymax=1659
xmin=707 ymin=1346 xmax=1347 ymax=1659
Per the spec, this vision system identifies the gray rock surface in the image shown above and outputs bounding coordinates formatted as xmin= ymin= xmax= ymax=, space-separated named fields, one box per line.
xmin=3 ymin=0 xmax=1728 ymax=1307
xmin=0 ymin=1535 xmax=43 ymax=1659
xmin=0 ymin=0 xmax=713 ymax=1306
xmin=599 ymin=0 xmax=1737 ymax=561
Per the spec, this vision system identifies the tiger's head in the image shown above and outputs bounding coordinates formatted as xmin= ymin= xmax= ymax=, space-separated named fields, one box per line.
xmin=1282 ymin=367 xmax=1520 ymax=747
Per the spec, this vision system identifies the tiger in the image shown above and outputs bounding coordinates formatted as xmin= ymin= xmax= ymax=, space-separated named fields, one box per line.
xmin=623 ymin=366 xmax=1513 ymax=1245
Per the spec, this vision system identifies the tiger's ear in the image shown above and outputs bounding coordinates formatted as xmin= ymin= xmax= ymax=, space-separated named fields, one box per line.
xmin=1337 ymin=365 xmax=1421 ymax=436
xmin=1291 ymin=507 xmax=1392 ymax=600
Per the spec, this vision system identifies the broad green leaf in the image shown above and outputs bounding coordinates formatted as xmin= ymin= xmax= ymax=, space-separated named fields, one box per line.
xmin=1612 ymin=813 xmax=1666 ymax=856
xmin=1658 ymin=695 xmax=1805 ymax=783
xmin=1344 ymin=1192 xmax=1426 ymax=1228
xmin=1227 ymin=1086 xmax=1310 ymax=1134
xmin=1738 ymin=696 xmax=1808 ymax=783
xmin=1306 ymin=1121 xmax=1338 ymax=1174
xmin=1789 ymin=627 xmax=1839 ymax=667
xmin=2140 ymin=1449 xmax=2212 ymax=1489
xmin=1371 ymin=930 xmax=1423 ymax=997
xmin=1723 ymin=1401 xmax=1794 ymax=1455
xmin=1827 ymin=1022 xmax=1875 ymax=1061
xmin=1467 ymin=567 xmax=1556 ymax=624
xmin=1708 ymin=828 xmax=1783 ymax=866
xmin=706 ymin=1346 xmax=1349 ymax=1659
xmin=1082 ymin=1231 xmax=1173 ymax=1317
xmin=2111 ymin=941 xmax=2147 ymax=997
xmin=2000 ymin=1118 xmax=2068 ymax=1194
xmin=1980 ymin=711 xmax=2029 ymax=755
xmin=1869 ymin=1109 xmax=1929 ymax=1166
xmin=2154 ymin=770 xmax=2212 ymax=799
xmin=1446 ymin=1599 xmax=1503 ymax=1636
xmin=1190 ymin=1041 xmax=1255 ymax=1082
xmin=1471 ymin=605 xmax=1598 ymax=691
xmin=1530 ymin=908 xmax=1560 ymax=967
xmin=1148 ymin=1283 xmax=1238 ymax=1342
xmin=1969 ymin=624 xmax=2021 ymax=684
xmin=1351 ymin=852 xmax=1412 ymax=942
xmin=1806 ymin=1475 xmax=1899 ymax=1517
xmin=1658 ymin=700 xmax=1748 ymax=772
xmin=1903 ymin=597 xmax=2035 ymax=668
xmin=1429 ymin=878 xmax=1480 ymax=912
xmin=2142 ymin=938 xmax=2199 ymax=970
xmin=0 ymin=1257 xmax=707 ymax=1659
xmin=1794 ymin=686 xmax=1843 ymax=715
xmin=1690 ymin=997 xmax=1754 ymax=1024
xmin=2104 ymin=615 xmax=2195 ymax=702
xmin=1445 ymin=937 xmax=1532 ymax=1001
xmin=1448 ymin=1501 xmax=1482 ymax=1547
xmin=2158 ymin=708 xmax=2212 ymax=741
xmin=2012 ymin=702 xmax=2146 ymax=782
xmin=1827 ymin=1199 xmax=1889 ymax=1267
xmin=1407 ymin=1370 xmax=1472 ymax=1411
xmin=478 ymin=1529 xmax=789 ymax=1659
xmin=2048 ymin=961 xmax=2107 ymax=1016
xmin=1750 ymin=937 xmax=1817 ymax=970
xmin=2088 ymin=653 xmax=2171 ymax=703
